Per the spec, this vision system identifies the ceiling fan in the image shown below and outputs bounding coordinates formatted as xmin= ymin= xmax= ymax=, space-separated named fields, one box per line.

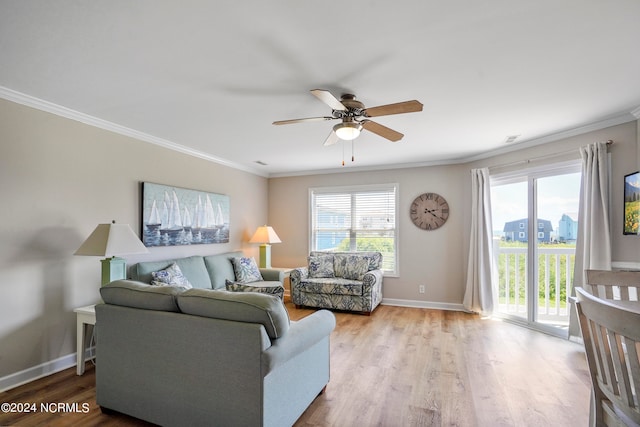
xmin=273 ymin=89 xmax=423 ymax=146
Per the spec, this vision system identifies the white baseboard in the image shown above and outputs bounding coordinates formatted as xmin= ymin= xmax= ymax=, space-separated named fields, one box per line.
xmin=0 ymin=348 xmax=95 ymax=393
xmin=382 ymin=298 xmax=465 ymax=312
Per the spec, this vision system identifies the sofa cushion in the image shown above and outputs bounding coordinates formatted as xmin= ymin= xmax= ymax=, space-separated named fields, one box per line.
xmin=178 ymin=289 xmax=290 ymax=339
xmin=133 ymin=256 xmax=211 ymax=289
xmin=203 ymin=251 xmax=243 ymax=289
xmin=298 ymin=278 xmax=363 ymax=296
xmin=100 ymin=280 xmax=183 ymax=312
xmin=313 ymin=251 xmax=383 ymax=276
xmin=225 ymin=279 xmax=285 ymax=300
xmin=151 ymin=262 xmax=193 ymax=289
xmin=342 ymin=256 xmax=370 ymax=280
xmin=308 ymin=254 xmax=335 ymax=278
xmin=231 ymin=257 xmax=263 ymax=283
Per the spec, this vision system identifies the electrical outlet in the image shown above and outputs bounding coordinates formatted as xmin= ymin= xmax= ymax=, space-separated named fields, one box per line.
xmin=419 ymin=285 xmax=425 ymax=294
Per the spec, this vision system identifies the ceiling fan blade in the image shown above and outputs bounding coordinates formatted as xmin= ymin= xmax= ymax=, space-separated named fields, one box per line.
xmin=272 ymin=116 xmax=335 ymax=125
xmin=362 ymin=120 xmax=404 ymax=142
xmin=364 ymin=100 xmax=423 ymax=117
xmin=323 ymin=130 xmax=340 ymax=146
xmin=310 ymin=89 xmax=347 ymax=111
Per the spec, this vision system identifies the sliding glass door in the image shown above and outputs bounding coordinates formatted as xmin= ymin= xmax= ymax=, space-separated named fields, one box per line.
xmin=491 ymin=162 xmax=581 ymax=337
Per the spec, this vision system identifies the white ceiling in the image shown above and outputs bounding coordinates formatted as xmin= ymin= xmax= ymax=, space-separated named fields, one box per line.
xmin=1 ymin=1 xmax=640 ymax=177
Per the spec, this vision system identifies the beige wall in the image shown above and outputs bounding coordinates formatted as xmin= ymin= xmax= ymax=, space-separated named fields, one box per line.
xmin=269 ymin=121 xmax=640 ymax=308
xmin=269 ymin=165 xmax=469 ymax=305
xmin=1 ymin=93 xmax=638 ymax=388
xmin=0 ymin=98 xmax=268 ymax=381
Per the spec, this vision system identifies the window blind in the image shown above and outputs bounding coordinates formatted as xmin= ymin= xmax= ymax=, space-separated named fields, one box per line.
xmin=310 ymin=184 xmax=397 ymax=274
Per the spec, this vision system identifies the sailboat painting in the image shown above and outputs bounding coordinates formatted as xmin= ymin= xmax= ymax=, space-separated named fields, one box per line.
xmin=141 ymin=182 xmax=230 ymax=246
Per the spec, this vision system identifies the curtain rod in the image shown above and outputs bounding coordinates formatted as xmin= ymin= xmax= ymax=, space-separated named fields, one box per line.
xmin=488 ymin=140 xmax=613 ymax=171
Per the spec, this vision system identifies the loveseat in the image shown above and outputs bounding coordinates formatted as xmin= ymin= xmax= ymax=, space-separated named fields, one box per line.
xmin=95 ymin=279 xmax=336 ymax=426
xmin=290 ymin=251 xmax=384 ymax=315
xmin=129 ymin=250 xmax=286 ymax=299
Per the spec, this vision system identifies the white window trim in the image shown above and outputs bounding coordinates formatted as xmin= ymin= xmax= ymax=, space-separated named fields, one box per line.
xmin=309 ymin=183 xmax=399 ymax=277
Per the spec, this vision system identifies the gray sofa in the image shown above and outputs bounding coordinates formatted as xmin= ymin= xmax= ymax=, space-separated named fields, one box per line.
xmin=129 ymin=250 xmax=286 ymax=299
xmin=96 ymin=279 xmax=336 ymax=427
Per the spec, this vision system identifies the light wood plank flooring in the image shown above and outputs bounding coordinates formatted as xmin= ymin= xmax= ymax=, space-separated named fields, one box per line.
xmin=0 ymin=304 xmax=591 ymax=426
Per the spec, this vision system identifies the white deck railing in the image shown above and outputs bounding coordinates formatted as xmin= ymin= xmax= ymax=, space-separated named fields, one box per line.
xmin=494 ymin=244 xmax=575 ymax=326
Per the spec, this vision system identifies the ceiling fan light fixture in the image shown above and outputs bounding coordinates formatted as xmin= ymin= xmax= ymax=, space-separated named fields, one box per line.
xmin=333 ymin=122 xmax=362 ymax=140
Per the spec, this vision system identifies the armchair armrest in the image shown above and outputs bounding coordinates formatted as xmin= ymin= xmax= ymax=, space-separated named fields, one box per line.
xmin=290 ymin=267 xmax=309 ymax=286
xmin=363 ymin=269 xmax=384 ymax=288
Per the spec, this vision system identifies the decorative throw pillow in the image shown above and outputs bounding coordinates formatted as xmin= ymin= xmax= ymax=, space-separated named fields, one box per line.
xmin=231 ymin=257 xmax=263 ymax=283
xmin=308 ymin=254 xmax=335 ymax=278
xmin=333 ymin=254 xmax=349 ymax=278
xmin=150 ymin=263 xmax=193 ymax=289
xmin=225 ymin=279 xmax=285 ymax=301
xmin=343 ymin=256 xmax=370 ymax=280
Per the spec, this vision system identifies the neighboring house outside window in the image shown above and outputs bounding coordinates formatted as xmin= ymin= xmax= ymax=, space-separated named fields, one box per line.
xmin=503 ymin=218 xmax=553 ymax=242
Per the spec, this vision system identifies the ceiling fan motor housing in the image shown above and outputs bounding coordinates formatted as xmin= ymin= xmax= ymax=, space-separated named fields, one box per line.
xmin=334 ymin=94 xmax=365 ymax=120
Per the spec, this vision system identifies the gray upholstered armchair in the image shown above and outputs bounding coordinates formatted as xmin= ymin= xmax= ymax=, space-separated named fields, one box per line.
xmin=290 ymin=251 xmax=383 ymax=315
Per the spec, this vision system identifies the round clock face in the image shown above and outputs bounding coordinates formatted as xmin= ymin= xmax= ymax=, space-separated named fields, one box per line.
xmin=410 ymin=192 xmax=450 ymax=230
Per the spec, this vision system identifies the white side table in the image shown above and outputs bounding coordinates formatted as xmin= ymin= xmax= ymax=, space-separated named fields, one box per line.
xmin=74 ymin=304 xmax=96 ymax=375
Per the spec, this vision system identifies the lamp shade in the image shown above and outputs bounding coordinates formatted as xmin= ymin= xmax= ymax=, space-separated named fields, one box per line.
xmin=334 ymin=122 xmax=362 ymax=140
xmin=74 ymin=221 xmax=148 ymax=257
xmin=249 ymin=226 xmax=281 ymax=244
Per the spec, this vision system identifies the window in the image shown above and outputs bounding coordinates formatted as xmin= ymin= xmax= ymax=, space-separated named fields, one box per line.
xmin=519 ymin=231 xmax=526 ymax=239
xmin=491 ymin=160 xmax=581 ymax=337
xmin=310 ymin=183 xmax=398 ymax=275
xmin=519 ymin=222 xmax=525 ymax=229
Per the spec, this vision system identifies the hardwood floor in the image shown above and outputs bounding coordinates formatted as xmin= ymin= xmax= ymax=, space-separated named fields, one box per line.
xmin=0 ymin=304 xmax=591 ymax=426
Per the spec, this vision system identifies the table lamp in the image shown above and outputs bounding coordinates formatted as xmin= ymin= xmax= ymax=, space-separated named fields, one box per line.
xmin=249 ymin=225 xmax=281 ymax=268
xmin=75 ymin=220 xmax=149 ymax=285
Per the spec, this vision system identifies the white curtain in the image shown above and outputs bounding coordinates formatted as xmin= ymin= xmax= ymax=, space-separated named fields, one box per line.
xmin=569 ymin=141 xmax=611 ymax=338
xmin=463 ymin=168 xmax=496 ymax=315
xmin=574 ymin=141 xmax=612 ymax=282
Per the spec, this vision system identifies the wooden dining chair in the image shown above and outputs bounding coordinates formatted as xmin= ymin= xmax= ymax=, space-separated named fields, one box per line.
xmin=575 ymin=287 xmax=640 ymax=427
xmin=585 ymin=269 xmax=640 ymax=301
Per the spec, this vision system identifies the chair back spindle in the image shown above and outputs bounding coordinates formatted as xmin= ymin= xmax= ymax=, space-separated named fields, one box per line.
xmin=576 ymin=287 xmax=640 ymax=426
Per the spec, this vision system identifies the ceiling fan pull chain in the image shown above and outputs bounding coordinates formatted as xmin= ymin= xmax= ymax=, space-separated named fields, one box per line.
xmin=342 ymin=141 xmax=345 ymax=166
xmin=352 ymin=140 xmax=355 ymax=162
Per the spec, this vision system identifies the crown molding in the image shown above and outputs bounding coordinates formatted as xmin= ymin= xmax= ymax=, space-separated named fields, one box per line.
xmin=0 ymin=86 xmax=268 ymax=178
xmin=2 ymin=86 xmax=637 ymax=179
xmin=271 ymin=110 xmax=638 ymax=177
xmin=460 ymin=110 xmax=639 ymax=165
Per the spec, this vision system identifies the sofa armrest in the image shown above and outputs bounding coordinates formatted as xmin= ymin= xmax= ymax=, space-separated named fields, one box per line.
xmin=290 ymin=267 xmax=308 ymax=287
xmin=261 ymin=309 xmax=335 ymax=373
xmin=260 ymin=268 xmax=285 ymax=282
xmin=363 ymin=269 xmax=384 ymax=289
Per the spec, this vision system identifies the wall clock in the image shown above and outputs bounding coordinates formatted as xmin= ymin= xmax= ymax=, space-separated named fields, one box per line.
xmin=410 ymin=192 xmax=450 ymax=230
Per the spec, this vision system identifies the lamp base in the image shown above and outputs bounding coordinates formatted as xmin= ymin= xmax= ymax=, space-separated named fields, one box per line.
xmin=100 ymin=257 xmax=127 ymax=286
xmin=258 ymin=244 xmax=272 ymax=269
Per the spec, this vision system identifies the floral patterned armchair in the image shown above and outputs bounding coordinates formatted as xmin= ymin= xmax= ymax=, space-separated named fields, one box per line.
xmin=290 ymin=251 xmax=384 ymax=315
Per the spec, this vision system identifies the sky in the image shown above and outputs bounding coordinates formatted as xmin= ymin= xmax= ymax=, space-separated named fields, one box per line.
xmin=490 ymin=172 xmax=582 ymax=233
